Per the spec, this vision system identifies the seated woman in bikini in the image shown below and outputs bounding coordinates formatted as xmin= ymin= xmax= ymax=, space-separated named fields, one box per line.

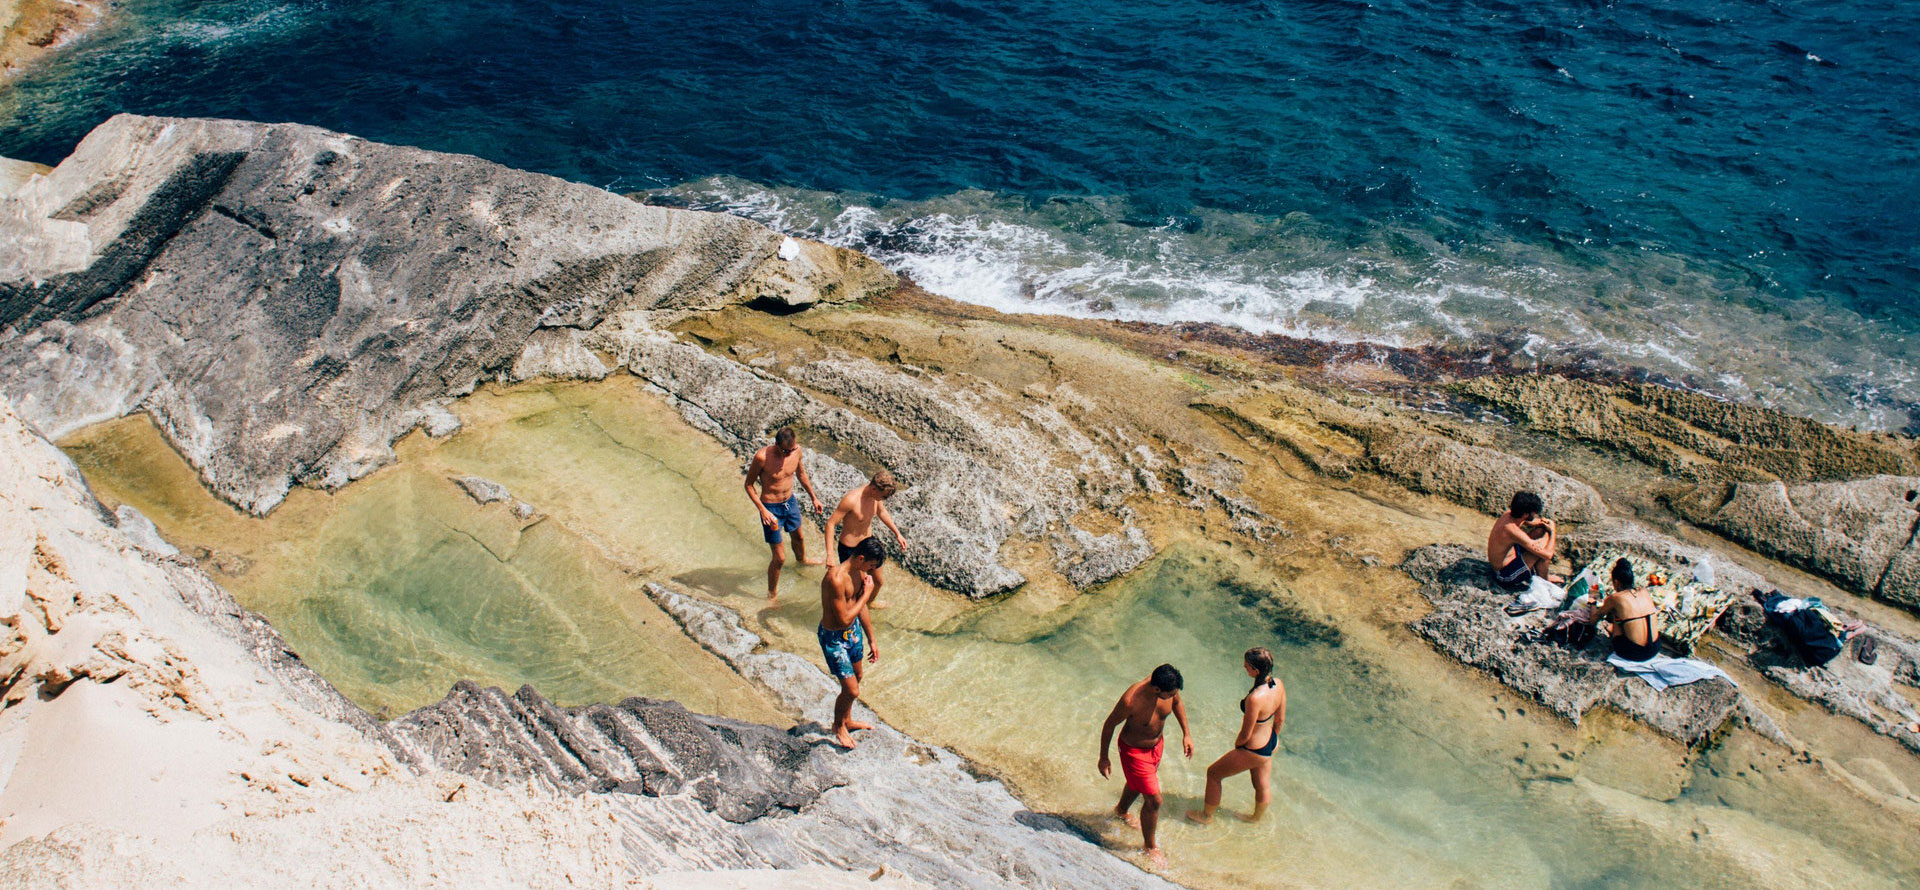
xmin=1591 ymin=558 xmax=1662 ymax=662
xmin=1187 ymin=647 xmax=1284 ymax=825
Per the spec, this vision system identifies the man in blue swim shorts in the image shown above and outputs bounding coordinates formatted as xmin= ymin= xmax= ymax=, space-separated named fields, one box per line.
xmin=744 ymin=427 xmax=826 ymax=602
xmin=819 ymin=537 xmax=886 ymax=748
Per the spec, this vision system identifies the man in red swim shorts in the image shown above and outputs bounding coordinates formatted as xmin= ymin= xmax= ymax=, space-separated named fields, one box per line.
xmin=1097 ymin=664 xmax=1192 ymax=869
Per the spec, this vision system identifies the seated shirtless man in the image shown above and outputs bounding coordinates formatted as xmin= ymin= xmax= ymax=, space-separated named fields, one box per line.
xmin=1488 ymin=490 xmax=1561 ymax=591
xmin=825 ymin=470 xmax=908 ymax=609
xmin=819 ymin=536 xmax=886 ymax=748
xmin=1097 ymin=664 xmax=1192 ymax=869
xmin=744 ymin=427 xmax=826 ymax=602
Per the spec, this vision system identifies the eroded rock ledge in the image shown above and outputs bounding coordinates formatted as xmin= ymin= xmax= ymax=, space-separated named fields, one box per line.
xmin=0 ymin=114 xmax=894 ymax=514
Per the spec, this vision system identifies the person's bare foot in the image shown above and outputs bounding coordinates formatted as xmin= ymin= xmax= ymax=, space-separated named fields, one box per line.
xmin=871 ymin=599 xmax=892 ymax=610
xmin=1184 ymin=809 xmax=1212 ymax=824
xmin=846 ymin=719 xmax=873 ymax=731
xmin=833 ymin=726 xmax=859 ymax=749
xmin=1235 ymin=810 xmax=1265 ymax=824
xmin=801 ymin=557 xmax=826 ymax=567
xmin=1116 ymin=809 xmax=1140 ymax=829
xmin=766 ymin=591 xmax=779 ymax=603
xmin=1143 ymin=847 xmax=1168 ymax=869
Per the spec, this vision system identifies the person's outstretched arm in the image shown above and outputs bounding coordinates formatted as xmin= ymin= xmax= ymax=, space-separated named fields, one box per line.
xmin=858 ymin=604 xmax=878 ymax=663
xmin=798 ymin=454 xmax=824 ymax=515
xmin=1173 ymin=694 xmax=1194 ymax=758
xmin=877 ymin=501 xmax=908 ymax=552
xmin=1097 ymin=697 xmax=1127 ymax=777
xmin=825 ymin=497 xmax=851 ymax=564
xmin=743 ymin=454 xmax=775 ymax=529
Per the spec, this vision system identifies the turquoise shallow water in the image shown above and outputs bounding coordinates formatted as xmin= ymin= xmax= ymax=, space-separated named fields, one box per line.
xmin=2 ymin=0 xmax=1916 ymax=429
xmin=58 ymin=382 xmax=1920 ymax=889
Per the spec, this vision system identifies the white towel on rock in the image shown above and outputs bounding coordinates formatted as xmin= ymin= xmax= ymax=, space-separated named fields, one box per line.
xmin=1607 ymin=653 xmax=1732 ymax=691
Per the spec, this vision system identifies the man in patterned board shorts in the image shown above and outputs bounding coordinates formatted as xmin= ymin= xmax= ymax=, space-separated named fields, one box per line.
xmin=818 ymin=536 xmax=886 ymax=749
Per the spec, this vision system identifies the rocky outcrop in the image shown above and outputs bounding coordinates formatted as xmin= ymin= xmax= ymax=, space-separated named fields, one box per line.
xmin=1198 ymin=382 xmax=1605 ymax=522
xmin=1459 ymin=375 xmax=1917 ymax=483
xmin=1714 ymin=598 xmax=1920 ymax=754
xmin=390 ymin=682 xmax=833 ymax=824
xmin=582 ymin=325 xmax=1163 ymax=595
xmin=0 ymin=115 xmax=894 ymax=513
xmin=1400 ymin=545 xmax=1747 ymax=744
xmin=1407 ymin=526 xmax=1920 ymax=755
xmin=1669 ymin=476 xmax=1920 ymax=610
xmin=450 ymin=475 xmax=537 ymax=519
xmin=0 ymin=115 xmax=1163 ymax=598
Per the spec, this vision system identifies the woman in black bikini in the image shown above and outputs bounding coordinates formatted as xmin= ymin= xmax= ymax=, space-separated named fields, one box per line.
xmin=1187 ymin=647 xmax=1284 ymax=824
xmin=1592 ymin=558 xmax=1662 ymax=662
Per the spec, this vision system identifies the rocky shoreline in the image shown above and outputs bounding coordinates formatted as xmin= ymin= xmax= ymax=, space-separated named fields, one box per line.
xmin=4 ymin=115 xmax=1920 ymax=887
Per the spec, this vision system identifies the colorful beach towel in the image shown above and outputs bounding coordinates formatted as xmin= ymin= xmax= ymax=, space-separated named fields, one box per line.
xmin=1567 ymin=551 xmax=1737 ymax=648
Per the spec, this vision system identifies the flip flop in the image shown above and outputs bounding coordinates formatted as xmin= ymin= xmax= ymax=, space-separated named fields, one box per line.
xmin=1505 ymin=601 xmax=1543 ymax=616
xmin=1855 ymin=635 xmax=1879 ymax=666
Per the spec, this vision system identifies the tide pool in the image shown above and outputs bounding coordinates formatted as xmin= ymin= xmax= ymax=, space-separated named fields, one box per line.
xmin=61 ymin=376 xmax=1920 ymax=889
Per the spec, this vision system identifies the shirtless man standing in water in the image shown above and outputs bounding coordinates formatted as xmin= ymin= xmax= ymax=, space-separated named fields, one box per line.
xmin=1097 ymin=664 xmax=1193 ymax=869
xmin=744 ymin=428 xmax=825 ymax=602
xmin=825 ymin=470 xmax=908 ymax=609
xmin=819 ymin=537 xmax=886 ymax=748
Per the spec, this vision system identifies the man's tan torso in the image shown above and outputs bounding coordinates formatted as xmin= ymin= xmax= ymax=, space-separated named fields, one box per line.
xmin=1117 ymin=680 xmax=1173 ymax=748
xmin=756 ymin=446 xmax=803 ymax=504
xmin=820 ymin=564 xmax=871 ymax=630
xmin=837 ymin=487 xmax=883 ymax=546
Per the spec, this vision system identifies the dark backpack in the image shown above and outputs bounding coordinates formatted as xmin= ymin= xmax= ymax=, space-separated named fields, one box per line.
xmin=1761 ymin=591 xmax=1844 ymax=667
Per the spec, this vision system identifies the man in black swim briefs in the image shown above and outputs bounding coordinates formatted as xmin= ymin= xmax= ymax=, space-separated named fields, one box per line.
xmin=1487 ymin=490 xmax=1561 ymax=592
xmin=825 ymin=470 xmax=908 ymax=609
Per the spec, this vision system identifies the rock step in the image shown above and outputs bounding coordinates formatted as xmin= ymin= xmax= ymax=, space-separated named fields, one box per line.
xmin=388 ymin=680 xmax=834 ymax=823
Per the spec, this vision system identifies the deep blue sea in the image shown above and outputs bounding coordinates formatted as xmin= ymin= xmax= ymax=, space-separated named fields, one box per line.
xmin=3 ymin=0 xmax=1916 ymax=428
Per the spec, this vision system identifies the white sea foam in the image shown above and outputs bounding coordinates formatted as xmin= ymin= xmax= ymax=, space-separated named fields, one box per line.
xmin=645 ymin=176 xmax=1920 ymax=431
